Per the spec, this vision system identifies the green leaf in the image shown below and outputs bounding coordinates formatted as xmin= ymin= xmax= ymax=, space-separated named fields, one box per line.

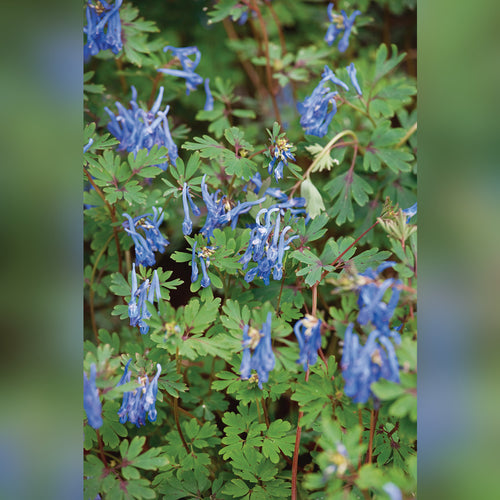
xmin=300 ymin=177 xmax=325 ymax=218
xmin=223 ymin=479 xmax=250 ymax=497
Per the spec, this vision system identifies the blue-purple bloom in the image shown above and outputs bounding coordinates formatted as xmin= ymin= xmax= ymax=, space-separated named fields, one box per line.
xmin=325 ymin=3 xmax=361 ymax=53
xmin=191 ymin=243 xmax=215 ymax=288
xmin=346 ymin=63 xmax=362 ymax=95
xmin=204 ymin=78 xmax=214 ymax=111
xmin=268 ymin=137 xmax=296 ymax=182
xmin=383 ymin=483 xmax=403 ymax=500
xmin=122 ymin=208 xmax=169 ymax=267
xmin=84 ymin=363 xmax=103 ymax=429
xmin=84 ymin=0 xmax=123 ymax=62
xmin=105 ymin=86 xmax=178 ymax=168
xmin=127 ymin=264 xmax=162 ymax=334
xmin=239 ymin=208 xmax=299 ymax=285
xmin=341 ymin=324 xmax=400 ymax=403
xmin=297 ymin=66 xmax=350 ymax=137
xmin=240 ymin=312 xmax=275 ymax=389
xmin=182 ymin=183 xmax=201 ymax=235
xmin=402 ymin=202 xmax=417 ymax=223
xmin=117 ymin=361 xmax=162 ymax=427
xmin=159 ymin=46 xmax=204 ymax=95
xmin=294 ymin=315 xmax=323 ymax=370
xmin=83 ymin=138 xmax=94 ymax=153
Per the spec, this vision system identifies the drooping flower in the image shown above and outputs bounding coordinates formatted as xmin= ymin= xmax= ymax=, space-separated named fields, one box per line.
xmin=84 ymin=363 xmax=103 ymax=429
xmin=190 ymin=243 xmax=216 ymax=288
xmin=402 ymin=202 xmax=417 ymax=223
xmin=346 ymin=62 xmax=362 ymax=95
xmin=356 ymin=262 xmax=402 ymax=341
xmin=204 ymin=78 xmax=214 ymax=111
xmin=83 ymin=138 xmax=94 ymax=153
xmin=239 ymin=208 xmax=298 ymax=285
xmin=383 ymin=483 xmax=403 ymax=500
xmin=122 ymin=209 xmax=169 ymax=267
xmin=341 ymin=324 xmax=400 ymax=403
xmin=117 ymin=362 xmax=162 ymax=427
xmin=297 ymin=66 xmax=350 ymax=138
xmin=84 ymin=0 xmax=123 ymax=62
xmin=158 ymin=46 xmax=204 ymax=95
xmin=127 ymin=264 xmax=162 ymax=335
xmin=105 ymin=86 xmax=178 ymax=168
xmin=324 ymin=3 xmax=361 ymax=53
xmin=240 ymin=312 xmax=275 ymax=389
xmin=294 ymin=315 xmax=323 ymax=370
xmin=182 ymin=183 xmax=201 ymax=236
xmin=267 ymin=136 xmax=296 ymax=182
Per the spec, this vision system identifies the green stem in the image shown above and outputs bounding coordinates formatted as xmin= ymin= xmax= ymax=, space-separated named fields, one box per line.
xmin=396 ymin=121 xmax=417 ymax=148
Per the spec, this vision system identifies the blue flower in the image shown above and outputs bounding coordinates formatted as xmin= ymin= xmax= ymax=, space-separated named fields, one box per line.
xmin=199 ymin=175 xmax=230 ymax=240
xmin=240 ymin=312 xmax=275 ymax=389
xmin=84 ymin=363 xmax=103 ymax=429
xmin=158 ymin=46 xmax=204 ymax=95
xmin=346 ymin=63 xmax=362 ymax=95
xmin=341 ymin=324 xmax=400 ymax=403
xmin=383 ymin=483 xmax=402 ymax=500
xmin=324 ymin=3 xmax=361 ymax=53
xmin=122 ymin=209 xmax=169 ymax=267
xmin=402 ymin=202 xmax=417 ymax=223
xmin=240 ymin=208 xmax=298 ymax=285
xmin=117 ymin=362 xmax=162 ymax=427
xmin=83 ymin=138 xmax=93 ymax=153
xmin=294 ymin=315 xmax=323 ymax=370
xmin=84 ymin=0 xmax=123 ymax=62
xmin=268 ymin=136 xmax=296 ymax=182
xmin=204 ymin=78 xmax=214 ymax=111
xmin=357 ymin=262 xmax=402 ymax=341
xmin=297 ymin=66 xmax=349 ymax=138
xmin=182 ymin=183 xmax=201 ymax=236
xmin=190 ymin=243 xmax=216 ymax=288
xmin=127 ymin=264 xmax=162 ymax=335
xmin=105 ymin=86 xmax=178 ymax=169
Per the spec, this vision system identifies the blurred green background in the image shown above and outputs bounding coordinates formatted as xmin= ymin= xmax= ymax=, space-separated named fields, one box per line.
xmin=1 ymin=0 xmax=499 ymax=498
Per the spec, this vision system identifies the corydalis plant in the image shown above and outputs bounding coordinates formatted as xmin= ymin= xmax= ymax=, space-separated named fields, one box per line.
xmin=324 ymin=2 xmax=361 ymax=52
xmin=105 ymin=86 xmax=178 ymax=168
xmin=240 ymin=312 xmax=275 ymax=389
xmin=84 ymin=363 xmax=103 ymax=429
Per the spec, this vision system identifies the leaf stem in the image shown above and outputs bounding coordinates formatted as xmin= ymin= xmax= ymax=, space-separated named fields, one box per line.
xmin=174 ymin=348 xmax=190 ymax=453
xmin=291 ymin=368 xmax=310 ymax=500
xmin=366 ymin=408 xmax=379 ymax=464
xmin=395 ymin=121 xmax=417 ymax=148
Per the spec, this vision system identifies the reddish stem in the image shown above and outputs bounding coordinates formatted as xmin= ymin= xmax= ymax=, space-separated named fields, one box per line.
xmin=366 ymin=409 xmax=379 ymax=464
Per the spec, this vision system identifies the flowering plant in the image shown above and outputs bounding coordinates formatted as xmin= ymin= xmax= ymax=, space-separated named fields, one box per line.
xmin=84 ymin=1 xmax=416 ymax=498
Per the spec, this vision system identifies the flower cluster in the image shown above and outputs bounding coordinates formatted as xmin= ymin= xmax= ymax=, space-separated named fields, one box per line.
xmin=239 ymin=208 xmax=299 ymax=285
xmin=294 ymin=315 xmax=323 ymax=370
xmin=127 ymin=264 xmax=162 ymax=335
xmin=159 ymin=46 xmax=204 ymax=95
xmin=84 ymin=0 xmax=123 ymax=62
xmin=191 ymin=242 xmax=215 ymax=289
xmin=84 ymin=363 xmax=103 ymax=429
xmin=105 ymin=86 xmax=178 ymax=168
xmin=240 ymin=312 xmax=275 ymax=389
xmin=117 ymin=360 xmax=162 ymax=427
xmin=341 ymin=262 xmax=402 ymax=403
xmin=324 ymin=3 xmax=361 ymax=53
xmin=267 ymin=136 xmax=296 ymax=182
xmin=183 ymin=175 xmax=266 ymax=241
xmin=298 ymin=65 xmax=361 ymax=137
xmin=122 ymin=207 xmax=169 ymax=267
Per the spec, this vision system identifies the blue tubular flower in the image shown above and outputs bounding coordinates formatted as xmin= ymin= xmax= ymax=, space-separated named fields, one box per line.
xmin=204 ymin=78 xmax=214 ymax=111
xmin=228 ymin=197 xmax=267 ymax=230
xmin=191 ymin=242 xmax=199 ymax=282
xmin=127 ymin=264 xmax=162 ymax=335
xmin=383 ymin=483 xmax=403 ymax=500
xmin=240 ymin=313 xmax=275 ymax=389
xmin=346 ymin=63 xmax=362 ymax=95
xmin=321 ymin=65 xmax=349 ymax=91
xmin=297 ymin=80 xmax=338 ymax=137
xmin=268 ymin=136 xmax=296 ymax=182
xmin=324 ymin=3 xmax=361 ymax=53
xmin=83 ymin=138 xmax=93 ymax=153
xmin=159 ymin=46 xmax=204 ymax=95
xmin=122 ymin=211 xmax=169 ymax=267
xmin=199 ymin=175 xmax=230 ymax=240
xmin=84 ymin=364 xmax=103 ymax=429
xmin=199 ymin=254 xmax=211 ymax=288
xmin=117 ymin=363 xmax=162 ymax=427
xmin=341 ymin=322 xmax=401 ymax=403
xmin=105 ymin=86 xmax=177 ymax=169
xmin=294 ymin=315 xmax=323 ymax=370
xmin=402 ymin=202 xmax=417 ymax=223
xmin=84 ymin=0 xmax=123 ymax=62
